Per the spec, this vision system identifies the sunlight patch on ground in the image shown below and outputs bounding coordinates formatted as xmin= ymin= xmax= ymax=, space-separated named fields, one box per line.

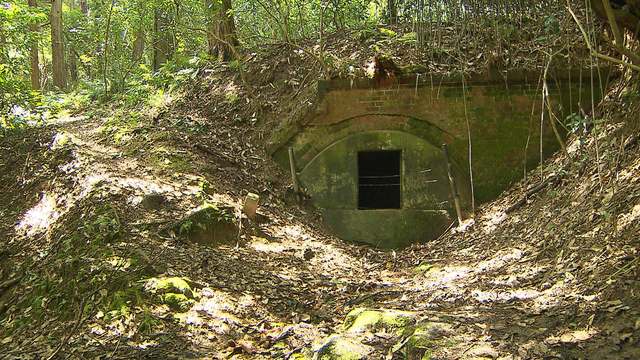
xmin=272 ymin=224 xmax=312 ymax=242
xmin=17 ymin=192 xmax=59 ymax=236
xmin=451 ymin=218 xmax=475 ymax=233
xmin=269 ymin=224 xmax=362 ymax=272
xmin=169 ymin=287 xmax=259 ymax=347
xmin=617 ymin=203 xmax=640 ymax=232
xmin=489 ymin=265 xmax=546 ymax=286
xmin=248 ymin=236 xmax=298 ymax=253
xmin=546 ymin=328 xmax=598 ymax=344
xmin=50 ymin=114 xmax=88 ymax=125
xmin=480 ymin=208 xmax=508 ymax=234
xmin=472 ymin=288 xmax=541 ymax=303
xmin=411 ymin=265 xmax=472 ymax=296
xmin=476 ymin=248 xmax=524 ymax=272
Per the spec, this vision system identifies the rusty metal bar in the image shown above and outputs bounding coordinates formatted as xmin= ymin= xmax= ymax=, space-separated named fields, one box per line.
xmin=442 ymin=143 xmax=463 ymax=225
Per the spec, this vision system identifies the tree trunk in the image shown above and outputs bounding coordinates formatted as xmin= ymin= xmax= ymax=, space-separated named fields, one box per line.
xmin=103 ymin=0 xmax=115 ymax=93
xmin=590 ymin=0 xmax=640 ymax=38
xmin=80 ymin=0 xmax=89 ymax=15
xmin=28 ymin=0 xmax=41 ymax=90
xmin=132 ymin=28 xmax=145 ymax=63
xmin=67 ymin=0 xmax=79 ymax=85
xmin=51 ymin=0 xmax=66 ymax=89
xmin=388 ymin=0 xmax=398 ymax=25
xmin=68 ymin=49 xmax=78 ymax=85
xmin=153 ymin=6 xmax=175 ymax=71
xmin=206 ymin=0 xmax=239 ymax=61
xmin=205 ymin=0 xmax=217 ymax=58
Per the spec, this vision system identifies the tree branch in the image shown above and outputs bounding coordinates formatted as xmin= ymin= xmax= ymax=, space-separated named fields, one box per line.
xmin=566 ymin=1 xmax=640 ymax=72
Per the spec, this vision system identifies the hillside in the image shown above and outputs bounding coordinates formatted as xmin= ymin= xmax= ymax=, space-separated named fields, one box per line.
xmin=1 ymin=24 xmax=640 ymax=360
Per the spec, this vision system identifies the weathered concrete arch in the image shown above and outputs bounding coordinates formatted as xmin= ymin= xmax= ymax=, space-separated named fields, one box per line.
xmin=270 ymin=70 xmax=606 ymax=247
xmin=297 ymin=129 xmax=462 ymax=248
xmin=297 ymin=114 xmax=456 ymax=174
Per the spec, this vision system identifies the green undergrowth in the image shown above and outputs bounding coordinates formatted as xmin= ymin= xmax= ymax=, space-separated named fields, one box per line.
xmin=1 ymin=196 xmax=203 ymax=344
xmin=144 ymin=276 xmax=197 ymax=311
xmin=171 ymin=202 xmax=237 ymax=245
xmin=148 ymin=146 xmax=194 ymax=173
xmin=99 ymin=109 xmax=145 ymax=145
xmin=1 ymin=203 xmax=154 ymax=339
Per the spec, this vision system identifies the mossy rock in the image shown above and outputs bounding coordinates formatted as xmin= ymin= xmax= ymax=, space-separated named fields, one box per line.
xmin=145 ymin=277 xmax=194 ymax=298
xmin=314 ymin=335 xmax=372 ymax=360
xmin=344 ymin=308 xmax=416 ymax=334
xmin=413 ymin=262 xmax=434 ymax=274
xmin=174 ymin=204 xmax=237 ymax=245
xmin=401 ymin=322 xmax=455 ymax=359
xmin=161 ymin=293 xmax=194 ymax=312
xmin=407 ymin=322 xmax=453 ymax=349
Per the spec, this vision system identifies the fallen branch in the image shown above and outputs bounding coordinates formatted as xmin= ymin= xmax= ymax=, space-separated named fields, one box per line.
xmin=45 ymin=296 xmax=87 ymax=360
xmin=506 ymin=175 xmax=561 ymax=213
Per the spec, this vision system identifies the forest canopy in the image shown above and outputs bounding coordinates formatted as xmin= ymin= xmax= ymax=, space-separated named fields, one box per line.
xmin=0 ymin=0 xmax=636 ymax=129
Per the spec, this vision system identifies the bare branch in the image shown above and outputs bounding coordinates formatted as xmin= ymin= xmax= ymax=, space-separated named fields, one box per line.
xmin=566 ymin=1 xmax=640 ymax=72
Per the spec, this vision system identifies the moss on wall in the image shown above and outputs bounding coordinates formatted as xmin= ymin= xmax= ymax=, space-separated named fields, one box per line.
xmin=273 ymin=79 xmax=602 ymax=247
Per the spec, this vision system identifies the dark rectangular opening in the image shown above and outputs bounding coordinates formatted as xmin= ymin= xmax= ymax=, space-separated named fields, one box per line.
xmin=358 ymin=150 xmax=401 ymax=209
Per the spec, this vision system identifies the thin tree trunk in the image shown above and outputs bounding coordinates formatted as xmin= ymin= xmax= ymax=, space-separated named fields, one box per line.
xmin=132 ymin=28 xmax=145 ymax=62
xmin=51 ymin=0 xmax=66 ymax=89
xmin=388 ymin=0 xmax=398 ymax=24
xmin=206 ymin=0 xmax=239 ymax=61
xmin=205 ymin=0 xmax=217 ymax=58
xmin=68 ymin=49 xmax=78 ymax=85
xmin=103 ymin=0 xmax=115 ymax=94
xmin=28 ymin=0 xmax=41 ymax=90
xmin=80 ymin=0 xmax=89 ymax=15
xmin=153 ymin=6 xmax=174 ymax=71
xmin=67 ymin=0 xmax=79 ymax=85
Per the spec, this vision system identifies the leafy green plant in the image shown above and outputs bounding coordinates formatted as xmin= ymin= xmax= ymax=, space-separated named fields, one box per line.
xmin=565 ymin=113 xmax=589 ymax=133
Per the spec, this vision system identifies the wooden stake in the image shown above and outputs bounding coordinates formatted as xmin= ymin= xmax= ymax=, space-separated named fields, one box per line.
xmin=243 ymin=193 xmax=260 ymax=221
xmin=442 ymin=144 xmax=463 ymax=225
xmin=288 ymin=147 xmax=301 ymax=201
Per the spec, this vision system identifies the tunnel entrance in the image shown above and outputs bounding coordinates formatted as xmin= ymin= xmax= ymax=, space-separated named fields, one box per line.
xmin=358 ymin=150 xmax=402 ymax=210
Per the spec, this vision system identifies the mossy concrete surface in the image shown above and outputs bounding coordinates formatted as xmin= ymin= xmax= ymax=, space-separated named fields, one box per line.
xmin=298 ymin=130 xmax=455 ymax=248
xmin=323 ymin=209 xmax=449 ymax=248
xmin=271 ymin=75 xmax=603 ymax=247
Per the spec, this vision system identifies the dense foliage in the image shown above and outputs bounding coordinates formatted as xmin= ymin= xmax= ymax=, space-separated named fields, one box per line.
xmin=0 ymin=0 xmax=634 ymax=129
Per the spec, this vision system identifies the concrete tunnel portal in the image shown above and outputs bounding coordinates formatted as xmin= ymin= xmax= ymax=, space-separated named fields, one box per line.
xmin=269 ymin=69 xmax=605 ymax=248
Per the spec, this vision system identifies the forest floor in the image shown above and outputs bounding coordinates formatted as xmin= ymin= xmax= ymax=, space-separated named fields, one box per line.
xmin=1 ymin=29 xmax=640 ymax=359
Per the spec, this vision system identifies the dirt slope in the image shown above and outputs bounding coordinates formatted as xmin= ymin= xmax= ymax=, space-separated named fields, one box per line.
xmin=0 ymin=27 xmax=639 ymax=360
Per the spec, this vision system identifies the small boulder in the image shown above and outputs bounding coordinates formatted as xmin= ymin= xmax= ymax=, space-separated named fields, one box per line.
xmin=144 ymin=276 xmax=194 ymax=299
xmin=314 ymin=335 xmax=372 ymax=360
xmin=141 ymin=192 xmax=167 ymax=210
xmin=161 ymin=293 xmax=194 ymax=312
xmin=174 ymin=203 xmax=238 ymax=245
xmin=344 ymin=308 xmax=416 ymax=335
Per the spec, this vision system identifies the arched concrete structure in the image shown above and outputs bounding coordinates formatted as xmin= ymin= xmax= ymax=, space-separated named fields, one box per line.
xmin=298 ymin=129 xmax=459 ymax=248
xmin=270 ymin=70 xmax=606 ymax=247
